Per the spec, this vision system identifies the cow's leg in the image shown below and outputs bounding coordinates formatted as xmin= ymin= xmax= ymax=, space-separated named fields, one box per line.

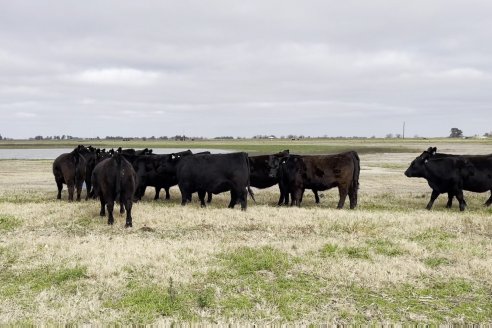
xmin=154 ymin=187 xmax=161 ymax=200
xmin=277 ymin=190 xmax=284 ymax=206
xmin=228 ymin=190 xmax=237 ymax=208
xmin=337 ymin=185 xmax=349 ymax=209
xmin=446 ymin=192 xmax=453 ymax=208
xmin=99 ymin=197 xmax=106 ymax=216
xmin=76 ymin=180 xmax=83 ymax=202
xmin=178 ymin=185 xmax=188 ymax=206
xmin=107 ymin=200 xmax=115 ymax=225
xmin=67 ymin=182 xmax=75 ymax=202
xmin=484 ymin=191 xmax=492 ymax=206
xmin=198 ymin=190 xmax=207 ymax=207
xmin=165 ymin=187 xmax=171 ymax=200
xmin=56 ymin=179 xmax=63 ymax=199
xmin=207 ymin=192 xmax=213 ymax=203
xmin=239 ymin=188 xmax=247 ymax=211
xmin=454 ymin=190 xmax=466 ymax=211
xmin=125 ymin=200 xmax=133 ymax=228
xmin=284 ymin=192 xmax=290 ymax=205
xmin=314 ymin=189 xmax=320 ymax=204
xmin=292 ymin=189 xmax=303 ymax=207
xmin=426 ymin=190 xmax=440 ymax=210
xmin=348 ymin=187 xmax=358 ymax=209
xmin=120 ymin=200 xmax=125 ymax=214
xmin=85 ymin=181 xmax=91 ymax=201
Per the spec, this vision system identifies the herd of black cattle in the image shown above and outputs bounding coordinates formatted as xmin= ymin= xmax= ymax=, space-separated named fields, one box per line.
xmin=52 ymin=145 xmax=492 ymax=227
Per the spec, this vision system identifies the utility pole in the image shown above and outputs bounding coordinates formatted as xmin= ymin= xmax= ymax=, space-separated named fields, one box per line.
xmin=403 ymin=121 xmax=406 ymax=139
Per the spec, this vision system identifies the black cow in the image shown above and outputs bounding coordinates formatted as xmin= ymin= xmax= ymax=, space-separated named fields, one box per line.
xmin=52 ymin=145 xmax=87 ymax=201
xmin=404 ymin=149 xmax=475 ymax=211
xmin=176 ymin=152 xmax=254 ymax=209
xmin=261 ymin=150 xmax=320 ymax=205
xmin=272 ymin=151 xmax=360 ymax=208
xmin=132 ymin=150 xmax=195 ymax=201
xmin=412 ymin=147 xmax=492 ymax=208
xmin=91 ymin=153 xmax=137 ymax=227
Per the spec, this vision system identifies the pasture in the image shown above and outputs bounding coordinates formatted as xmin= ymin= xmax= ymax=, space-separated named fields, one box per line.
xmin=0 ymin=139 xmax=492 ymax=324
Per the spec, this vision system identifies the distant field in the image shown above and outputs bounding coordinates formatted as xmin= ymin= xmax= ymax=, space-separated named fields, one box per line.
xmin=1 ymin=137 xmax=492 ymax=155
xmin=1 ymin=141 xmax=492 ymax=324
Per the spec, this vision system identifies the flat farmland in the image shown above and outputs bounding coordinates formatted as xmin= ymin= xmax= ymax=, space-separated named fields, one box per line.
xmin=1 ymin=139 xmax=492 ymax=324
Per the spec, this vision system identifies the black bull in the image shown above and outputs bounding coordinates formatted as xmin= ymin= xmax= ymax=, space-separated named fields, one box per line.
xmin=176 ymin=152 xmax=254 ymax=209
xmin=270 ymin=151 xmax=360 ymax=208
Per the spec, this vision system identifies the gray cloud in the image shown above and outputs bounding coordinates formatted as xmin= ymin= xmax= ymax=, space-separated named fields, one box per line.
xmin=1 ymin=0 xmax=492 ymax=138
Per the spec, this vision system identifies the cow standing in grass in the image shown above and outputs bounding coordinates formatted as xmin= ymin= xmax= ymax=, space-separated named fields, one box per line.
xmin=271 ymin=151 xmax=360 ymax=208
xmin=176 ymin=152 xmax=254 ymax=209
xmin=405 ymin=149 xmax=474 ymax=211
xmin=91 ymin=152 xmax=137 ymax=227
xmin=415 ymin=147 xmax=492 ymax=209
xmin=52 ymin=145 xmax=87 ymax=201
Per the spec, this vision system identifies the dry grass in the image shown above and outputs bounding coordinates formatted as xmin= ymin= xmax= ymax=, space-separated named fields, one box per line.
xmin=1 ymin=147 xmax=492 ymax=324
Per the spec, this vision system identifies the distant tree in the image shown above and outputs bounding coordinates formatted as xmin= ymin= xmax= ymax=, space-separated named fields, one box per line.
xmin=385 ymin=133 xmax=393 ymax=139
xmin=34 ymin=135 xmax=43 ymax=140
xmin=0 ymin=134 xmax=2 ymax=140
xmin=449 ymin=128 xmax=463 ymax=138
xmin=396 ymin=134 xmax=402 ymax=138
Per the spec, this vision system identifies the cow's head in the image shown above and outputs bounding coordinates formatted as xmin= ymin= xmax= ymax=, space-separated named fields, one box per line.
xmin=268 ymin=155 xmax=289 ymax=178
xmin=404 ymin=156 xmax=427 ymax=178
xmin=405 ymin=147 xmax=437 ymax=178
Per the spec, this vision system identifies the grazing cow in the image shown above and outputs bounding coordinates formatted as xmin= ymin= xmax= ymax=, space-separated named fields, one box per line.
xmin=52 ymin=145 xmax=87 ymax=201
xmin=176 ymin=152 xmax=254 ymax=209
xmin=91 ymin=153 xmax=137 ymax=227
xmin=404 ymin=150 xmax=475 ymax=211
xmin=413 ymin=147 xmax=492 ymax=208
xmin=272 ymin=151 xmax=360 ymax=208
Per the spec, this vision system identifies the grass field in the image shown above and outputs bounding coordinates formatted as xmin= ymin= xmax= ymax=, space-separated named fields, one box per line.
xmin=1 ymin=140 xmax=492 ymax=324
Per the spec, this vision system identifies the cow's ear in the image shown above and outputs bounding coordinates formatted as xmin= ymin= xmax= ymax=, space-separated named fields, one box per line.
xmin=432 ymin=147 xmax=437 ymax=155
xmin=171 ymin=153 xmax=176 ymax=160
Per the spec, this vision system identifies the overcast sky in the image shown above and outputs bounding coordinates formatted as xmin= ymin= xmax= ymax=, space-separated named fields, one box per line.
xmin=1 ymin=1 xmax=491 ymax=139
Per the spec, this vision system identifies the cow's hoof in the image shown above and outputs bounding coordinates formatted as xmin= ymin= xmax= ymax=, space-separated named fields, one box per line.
xmin=125 ymin=223 xmax=132 ymax=228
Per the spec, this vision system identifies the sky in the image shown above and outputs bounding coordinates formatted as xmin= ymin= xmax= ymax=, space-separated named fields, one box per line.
xmin=1 ymin=0 xmax=491 ymax=139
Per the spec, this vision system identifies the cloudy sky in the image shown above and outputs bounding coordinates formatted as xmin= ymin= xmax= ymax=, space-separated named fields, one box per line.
xmin=1 ymin=1 xmax=491 ymax=139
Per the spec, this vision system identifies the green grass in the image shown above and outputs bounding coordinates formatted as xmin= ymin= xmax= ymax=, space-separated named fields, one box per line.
xmin=351 ymin=278 xmax=492 ymax=322
xmin=367 ymin=239 xmax=406 ymax=257
xmin=423 ymin=256 xmax=454 ymax=268
xmin=0 ymin=265 xmax=87 ymax=300
xmin=0 ymin=215 xmax=21 ymax=231
xmin=108 ymin=281 xmax=193 ymax=323
xmin=218 ymin=246 xmax=292 ymax=275
xmin=411 ymin=228 xmax=457 ymax=250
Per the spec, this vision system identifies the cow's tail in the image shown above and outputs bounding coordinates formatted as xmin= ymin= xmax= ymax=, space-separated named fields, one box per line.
xmin=349 ymin=151 xmax=360 ymax=208
xmin=72 ymin=148 xmax=81 ymax=187
xmin=115 ymin=153 xmax=122 ymax=202
xmin=245 ymin=154 xmax=256 ymax=203
xmin=90 ymin=171 xmax=98 ymax=199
